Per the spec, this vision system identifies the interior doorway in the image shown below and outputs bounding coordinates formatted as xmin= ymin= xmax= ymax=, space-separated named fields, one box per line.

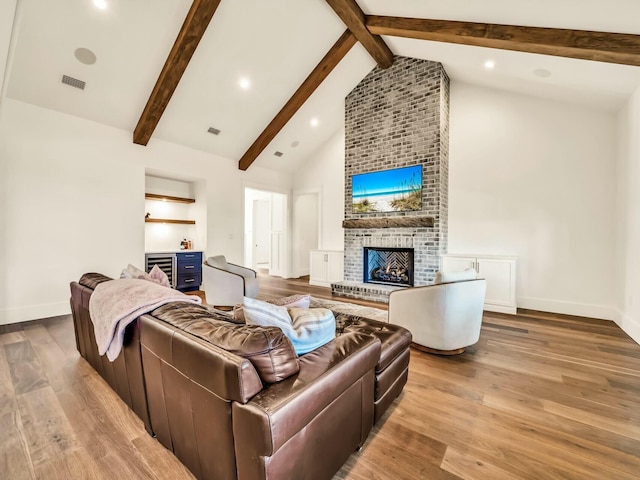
xmin=253 ymin=199 xmax=271 ymax=270
xmin=244 ymin=187 xmax=288 ymax=277
xmin=292 ymin=191 xmax=320 ymax=277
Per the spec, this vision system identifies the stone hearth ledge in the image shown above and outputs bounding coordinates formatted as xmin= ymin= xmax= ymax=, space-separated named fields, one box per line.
xmin=331 ymin=281 xmax=406 ymax=304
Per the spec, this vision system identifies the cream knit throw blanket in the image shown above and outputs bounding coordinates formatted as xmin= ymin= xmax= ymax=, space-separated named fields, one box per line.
xmin=89 ymin=278 xmax=201 ymax=361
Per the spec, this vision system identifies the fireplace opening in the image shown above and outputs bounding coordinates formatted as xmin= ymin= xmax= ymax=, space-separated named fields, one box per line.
xmin=363 ymin=247 xmax=414 ymax=287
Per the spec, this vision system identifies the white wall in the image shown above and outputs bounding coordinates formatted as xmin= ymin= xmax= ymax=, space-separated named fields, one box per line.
xmin=292 ymin=128 xmax=345 ymax=252
xmin=616 ymin=85 xmax=640 ymax=342
xmin=0 ymin=98 xmax=291 ymax=324
xmin=449 ymin=82 xmax=618 ymax=320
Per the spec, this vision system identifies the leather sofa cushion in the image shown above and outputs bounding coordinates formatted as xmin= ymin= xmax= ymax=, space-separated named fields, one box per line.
xmin=233 ymin=331 xmax=381 ymax=456
xmin=335 ymin=313 xmax=412 ymax=372
xmin=150 ymin=302 xmax=299 ymax=383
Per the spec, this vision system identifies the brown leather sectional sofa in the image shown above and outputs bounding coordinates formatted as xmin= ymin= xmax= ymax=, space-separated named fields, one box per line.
xmin=70 ymin=273 xmax=412 ymax=480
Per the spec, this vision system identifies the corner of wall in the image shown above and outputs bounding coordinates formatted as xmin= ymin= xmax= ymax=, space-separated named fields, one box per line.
xmin=614 ymin=309 xmax=640 ymax=345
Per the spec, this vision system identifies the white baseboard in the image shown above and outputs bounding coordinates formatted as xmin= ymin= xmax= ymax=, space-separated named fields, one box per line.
xmin=0 ymin=301 xmax=70 ymax=325
xmin=517 ymin=296 xmax=617 ymax=321
xmin=295 ymin=268 xmax=310 ymax=278
xmin=614 ymin=310 xmax=640 ymax=345
xmin=484 ymin=304 xmax=517 ymax=315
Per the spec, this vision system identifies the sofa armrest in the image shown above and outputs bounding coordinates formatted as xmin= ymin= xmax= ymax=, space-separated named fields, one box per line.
xmin=232 ymin=332 xmax=380 ymax=457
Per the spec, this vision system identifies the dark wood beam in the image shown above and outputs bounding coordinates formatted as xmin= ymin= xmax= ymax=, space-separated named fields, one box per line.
xmin=238 ymin=30 xmax=357 ymax=171
xmin=366 ymin=16 xmax=640 ymax=67
xmin=133 ymin=0 xmax=221 ymax=146
xmin=325 ymin=0 xmax=393 ymax=68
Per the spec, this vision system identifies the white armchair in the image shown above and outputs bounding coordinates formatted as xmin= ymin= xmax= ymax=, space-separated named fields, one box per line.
xmin=202 ymin=255 xmax=259 ymax=307
xmin=388 ymin=269 xmax=486 ymax=354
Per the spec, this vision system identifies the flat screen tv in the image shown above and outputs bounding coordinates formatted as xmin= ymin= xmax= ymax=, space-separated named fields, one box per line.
xmin=352 ymin=165 xmax=422 ymax=213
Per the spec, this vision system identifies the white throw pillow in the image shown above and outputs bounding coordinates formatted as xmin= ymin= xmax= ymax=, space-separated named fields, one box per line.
xmin=234 ymin=294 xmax=310 ymax=322
xmin=243 ymin=297 xmax=292 ymax=331
xmin=120 ymin=264 xmax=171 ymax=288
xmin=148 ymin=264 xmax=171 ymax=288
xmin=243 ymin=298 xmax=336 ymax=355
xmin=433 ymin=268 xmax=477 ymax=284
xmin=287 ymin=308 xmax=336 ymax=354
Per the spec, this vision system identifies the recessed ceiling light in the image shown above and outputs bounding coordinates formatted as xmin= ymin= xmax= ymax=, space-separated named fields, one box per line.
xmin=238 ymin=77 xmax=250 ymax=90
xmin=93 ymin=0 xmax=107 ymax=10
xmin=310 ymin=117 xmax=319 ymax=128
xmin=291 ymin=140 xmax=300 ymax=148
xmin=533 ymin=68 xmax=552 ymax=78
xmin=74 ymin=47 xmax=97 ymax=65
xmin=484 ymin=60 xmax=495 ymax=70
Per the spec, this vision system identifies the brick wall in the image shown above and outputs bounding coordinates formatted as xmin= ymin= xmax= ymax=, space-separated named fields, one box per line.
xmin=343 ymin=56 xmax=449 ymax=286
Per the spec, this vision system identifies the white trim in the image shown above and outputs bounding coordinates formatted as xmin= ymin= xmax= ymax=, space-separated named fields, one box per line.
xmin=517 ymin=296 xmax=617 ymax=321
xmin=0 ymin=0 xmax=19 ymax=102
xmin=484 ymin=304 xmax=517 ymax=315
xmin=614 ymin=310 xmax=640 ymax=345
xmin=0 ymin=301 xmax=70 ymax=325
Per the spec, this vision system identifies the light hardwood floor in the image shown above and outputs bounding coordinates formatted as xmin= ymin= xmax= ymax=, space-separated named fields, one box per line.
xmin=2 ymin=275 xmax=640 ymax=479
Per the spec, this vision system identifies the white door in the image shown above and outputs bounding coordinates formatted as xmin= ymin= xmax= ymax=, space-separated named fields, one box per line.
xmin=253 ymin=199 xmax=271 ymax=269
xmin=293 ymin=193 xmax=319 ymax=277
xmin=269 ymin=193 xmax=286 ymax=277
xmin=442 ymin=256 xmax=476 ymax=273
xmin=310 ymin=251 xmax=328 ymax=284
xmin=477 ymin=258 xmax=516 ymax=307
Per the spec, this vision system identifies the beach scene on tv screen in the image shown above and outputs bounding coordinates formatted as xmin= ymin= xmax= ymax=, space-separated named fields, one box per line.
xmin=352 ymin=165 xmax=422 ymax=213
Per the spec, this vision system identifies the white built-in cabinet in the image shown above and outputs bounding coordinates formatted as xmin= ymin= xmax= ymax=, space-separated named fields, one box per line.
xmin=441 ymin=254 xmax=517 ymax=314
xmin=309 ymin=250 xmax=344 ymax=287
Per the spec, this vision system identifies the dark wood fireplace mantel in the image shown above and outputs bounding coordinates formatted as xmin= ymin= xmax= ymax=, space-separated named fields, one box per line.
xmin=342 ymin=217 xmax=434 ymax=229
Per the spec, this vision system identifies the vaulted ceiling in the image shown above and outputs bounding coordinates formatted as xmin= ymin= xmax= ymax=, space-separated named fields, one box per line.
xmin=3 ymin=0 xmax=640 ymax=173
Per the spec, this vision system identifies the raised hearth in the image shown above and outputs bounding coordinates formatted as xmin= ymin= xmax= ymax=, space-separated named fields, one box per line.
xmin=331 ymin=281 xmax=405 ymax=304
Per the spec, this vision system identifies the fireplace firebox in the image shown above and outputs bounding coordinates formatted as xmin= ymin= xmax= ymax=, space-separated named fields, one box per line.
xmin=363 ymin=247 xmax=414 ymax=287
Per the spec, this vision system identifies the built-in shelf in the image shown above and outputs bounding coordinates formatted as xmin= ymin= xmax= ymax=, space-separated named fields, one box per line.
xmin=145 ymin=218 xmax=196 ymax=225
xmin=145 ymin=193 xmax=195 ymax=204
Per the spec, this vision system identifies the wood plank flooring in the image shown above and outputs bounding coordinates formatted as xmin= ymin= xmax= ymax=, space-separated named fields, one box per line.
xmin=2 ymin=275 xmax=640 ymax=479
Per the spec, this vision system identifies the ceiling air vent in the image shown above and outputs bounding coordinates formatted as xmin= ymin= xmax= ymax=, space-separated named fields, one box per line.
xmin=61 ymin=74 xmax=86 ymax=90
xmin=274 ymin=151 xmax=283 ymax=157
xmin=207 ymin=127 xmax=221 ymax=135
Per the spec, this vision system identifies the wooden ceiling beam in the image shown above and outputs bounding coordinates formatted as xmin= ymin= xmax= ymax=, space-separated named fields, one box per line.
xmin=325 ymin=0 xmax=393 ymax=68
xmin=133 ymin=0 xmax=221 ymax=146
xmin=238 ymin=30 xmax=357 ymax=171
xmin=366 ymin=16 xmax=640 ymax=67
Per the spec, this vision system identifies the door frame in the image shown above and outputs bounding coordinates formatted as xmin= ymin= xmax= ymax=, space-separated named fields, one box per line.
xmin=292 ymin=188 xmax=322 ymax=278
xmin=242 ymin=182 xmax=291 ymax=278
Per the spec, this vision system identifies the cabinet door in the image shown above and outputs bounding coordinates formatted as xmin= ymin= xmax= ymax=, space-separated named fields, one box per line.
xmin=309 ymin=251 xmax=328 ymax=283
xmin=327 ymin=252 xmax=344 ymax=283
xmin=442 ymin=256 xmax=476 ymax=273
xmin=477 ymin=258 xmax=516 ymax=307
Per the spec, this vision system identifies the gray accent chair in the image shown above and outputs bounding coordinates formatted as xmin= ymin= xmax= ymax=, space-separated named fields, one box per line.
xmin=203 ymin=255 xmax=259 ymax=307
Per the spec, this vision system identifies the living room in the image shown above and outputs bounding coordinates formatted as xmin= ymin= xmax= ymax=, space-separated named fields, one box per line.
xmin=0 ymin=1 xmax=638 ymax=340
xmin=1 ymin=0 xmax=640 ymax=479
